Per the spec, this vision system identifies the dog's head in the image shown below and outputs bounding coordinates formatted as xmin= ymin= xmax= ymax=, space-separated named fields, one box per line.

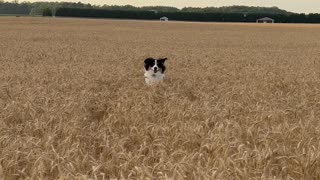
xmin=144 ymin=58 xmax=167 ymax=73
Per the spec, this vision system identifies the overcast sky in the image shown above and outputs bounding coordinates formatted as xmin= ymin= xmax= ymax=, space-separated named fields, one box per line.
xmin=30 ymin=0 xmax=320 ymax=13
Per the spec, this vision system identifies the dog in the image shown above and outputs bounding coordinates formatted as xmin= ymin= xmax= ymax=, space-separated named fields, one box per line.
xmin=144 ymin=57 xmax=167 ymax=85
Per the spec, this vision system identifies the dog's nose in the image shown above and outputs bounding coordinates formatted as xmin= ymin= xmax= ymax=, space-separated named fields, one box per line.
xmin=154 ymin=67 xmax=158 ymax=72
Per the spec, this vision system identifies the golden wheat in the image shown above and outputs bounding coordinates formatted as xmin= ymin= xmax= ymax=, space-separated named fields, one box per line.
xmin=1 ymin=17 xmax=320 ymax=179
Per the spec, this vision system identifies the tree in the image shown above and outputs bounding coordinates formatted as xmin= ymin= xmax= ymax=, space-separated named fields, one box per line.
xmin=42 ymin=8 xmax=52 ymax=16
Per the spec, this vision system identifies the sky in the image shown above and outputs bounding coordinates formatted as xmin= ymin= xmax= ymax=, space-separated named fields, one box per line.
xmin=30 ymin=0 xmax=320 ymax=13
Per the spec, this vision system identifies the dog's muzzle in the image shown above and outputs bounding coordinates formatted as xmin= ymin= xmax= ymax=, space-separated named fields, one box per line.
xmin=153 ymin=67 xmax=158 ymax=73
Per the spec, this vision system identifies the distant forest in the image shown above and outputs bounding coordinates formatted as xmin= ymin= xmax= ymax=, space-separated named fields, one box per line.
xmin=1 ymin=1 xmax=320 ymax=23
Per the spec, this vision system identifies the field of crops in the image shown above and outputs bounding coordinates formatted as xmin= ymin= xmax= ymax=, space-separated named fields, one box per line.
xmin=1 ymin=17 xmax=320 ymax=179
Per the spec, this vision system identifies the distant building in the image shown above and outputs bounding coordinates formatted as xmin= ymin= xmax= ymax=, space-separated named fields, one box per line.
xmin=256 ymin=17 xmax=274 ymax=23
xmin=149 ymin=10 xmax=158 ymax=14
xmin=160 ymin=17 xmax=169 ymax=21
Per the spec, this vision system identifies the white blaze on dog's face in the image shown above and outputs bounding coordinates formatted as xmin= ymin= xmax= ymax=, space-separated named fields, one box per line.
xmin=151 ymin=60 xmax=159 ymax=73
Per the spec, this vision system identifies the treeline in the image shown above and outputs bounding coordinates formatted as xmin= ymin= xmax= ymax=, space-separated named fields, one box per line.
xmin=55 ymin=8 xmax=157 ymax=19
xmin=0 ymin=1 xmax=292 ymax=15
xmin=0 ymin=1 xmax=31 ymax=14
xmin=1 ymin=1 xmax=320 ymax=23
xmin=0 ymin=1 xmax=180 ymax=15
xmin=0 ymin=1 xmax=96 ymax=15
xmin=181 ymin=6 xmax=290 ymax=14
xmin=55 ymin=8 xmax=320 ymax=23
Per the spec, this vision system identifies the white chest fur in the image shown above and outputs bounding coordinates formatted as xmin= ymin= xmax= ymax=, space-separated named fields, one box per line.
xmin=144 ymin=70 xmax=165 ymax=85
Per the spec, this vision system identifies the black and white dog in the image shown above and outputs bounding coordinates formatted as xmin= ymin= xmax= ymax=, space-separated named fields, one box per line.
xmin=144 ymin=57 xmax=167 ymax=85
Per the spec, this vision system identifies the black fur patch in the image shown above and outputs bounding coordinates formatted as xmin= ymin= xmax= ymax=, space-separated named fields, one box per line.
xmin=144 ymin=58 xmax=155 ymax=71
xmin=157 ymin=58 xmax=167 ymax=73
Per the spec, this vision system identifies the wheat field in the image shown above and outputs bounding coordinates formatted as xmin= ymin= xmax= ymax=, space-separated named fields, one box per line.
xmin=1 ymin=17 xmax=320 ymax=179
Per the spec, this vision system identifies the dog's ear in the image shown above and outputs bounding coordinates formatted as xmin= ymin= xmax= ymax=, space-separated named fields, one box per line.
xmin=144 ymin=58 xmax=155 ymax=64
xmin=158 ymin=58 xmax=168 ymax=63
